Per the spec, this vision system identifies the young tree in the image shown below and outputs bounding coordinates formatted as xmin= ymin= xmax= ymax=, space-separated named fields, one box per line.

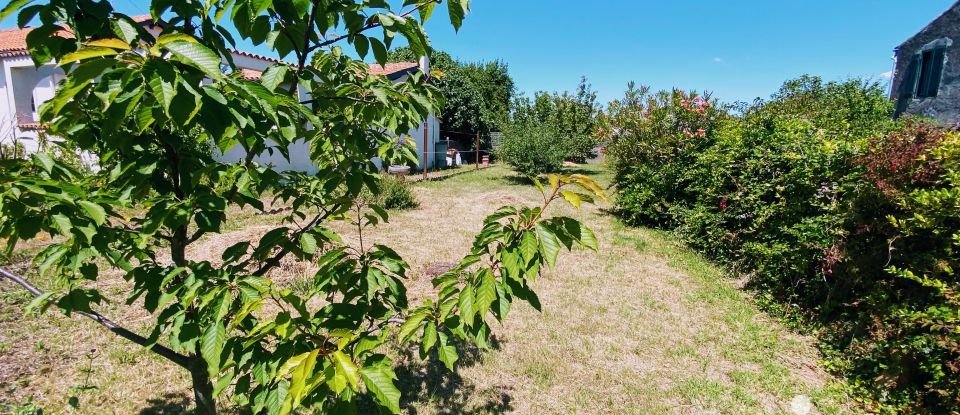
xmin=506 ymin=77 xmax=600 ymax=166
xmin=0 ymin=0 xmax=604 ymax=414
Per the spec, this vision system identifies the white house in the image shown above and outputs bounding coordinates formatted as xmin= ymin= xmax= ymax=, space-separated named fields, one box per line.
xmin=0 ymin=16 xmax=441 ymax=172
xmin=216 ymin=57 xmax=441 ymax=173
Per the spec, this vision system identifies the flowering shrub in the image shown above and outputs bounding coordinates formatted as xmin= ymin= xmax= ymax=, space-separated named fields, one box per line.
xmin=606 ymin=75 xmax=960 ymax=412
xmin=600 ymin=83 xmax=727 ymax=227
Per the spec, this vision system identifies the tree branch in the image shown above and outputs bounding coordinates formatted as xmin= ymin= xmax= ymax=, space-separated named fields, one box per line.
xmin=252 ymin=206 xmax=335 ymax=276
xmin=300 ymin=96 xmax=376 ymax=105
xmin=310 ymin=2 xmax=435 ymax=52
xmin=0 ymin=267 xmax=192 ymax=369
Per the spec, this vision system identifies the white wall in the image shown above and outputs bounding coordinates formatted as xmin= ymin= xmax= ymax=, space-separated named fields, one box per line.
xmin=0 ymin=48 xmax=439 ymax=175
xmin=0 ymin=56 xmax=63 ymax=153
xmin=214 ymin=54 xmax=440 ymax=173
xmin=410 ymin=114 xmax=440 ymax=170
xmin=216 ymin=139 xmax=318 ymax=175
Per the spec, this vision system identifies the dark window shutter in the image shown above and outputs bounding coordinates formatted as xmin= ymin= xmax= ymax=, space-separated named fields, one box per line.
xmin=926 ymin=46 xmax=946 ymax=98
xmin=917 ymin=50 xmax=935 ymax=97
xmin=896 ymin=54 xmax=921 ymax=116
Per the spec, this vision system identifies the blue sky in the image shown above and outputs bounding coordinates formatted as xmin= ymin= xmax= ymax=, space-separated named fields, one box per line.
xmin=7 ymin=0 xmax=957 ymax=104
xmin=414 ymin=0 xmax=957 ymax=104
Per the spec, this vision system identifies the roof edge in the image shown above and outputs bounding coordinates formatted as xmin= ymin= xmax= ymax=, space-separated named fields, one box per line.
xmin=897 ymin=0 xmax=960 ymax=51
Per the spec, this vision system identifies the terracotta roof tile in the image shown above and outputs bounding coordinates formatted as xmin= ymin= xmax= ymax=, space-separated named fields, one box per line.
xmin=130 ymin=15 xmax=158 ymax=24
xmin=0 ymin=24 xmax=419 ymax=80
xmin=239 ymin=68 xmax=263 ymax=80
xmin=0 ymin=26 xmax=69 ymax=57
xmin=367 ymin=62 xmax=418 ymax=77
xmin=0 ymin=16 xmax=155 ymax=58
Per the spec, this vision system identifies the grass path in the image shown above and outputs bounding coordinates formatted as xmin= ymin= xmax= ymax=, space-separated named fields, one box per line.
xmin=372 ymin=165 xmax=855 ymax=415
xmin=0 ymin=164 xmax=857 ymax=414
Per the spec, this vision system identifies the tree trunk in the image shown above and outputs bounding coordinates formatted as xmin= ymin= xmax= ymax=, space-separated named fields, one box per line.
xmin=189 ymin=358 xmax=217 ymax=415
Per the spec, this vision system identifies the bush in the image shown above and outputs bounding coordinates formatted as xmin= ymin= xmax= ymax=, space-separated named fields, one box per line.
xmin=496 ymin=120 xmax=566 ymax=175
xmin=363 ymin=174 xmax=419 ymax=210
xmin=602 ymin=83 xmax=729 ymax=227
xmin=605 ymin=76 xmax=960 ymax=412
xmin=503 ymin=78 xmax=601 ymax=169
xmin=848 ymin=123 xmax=960 ymax=410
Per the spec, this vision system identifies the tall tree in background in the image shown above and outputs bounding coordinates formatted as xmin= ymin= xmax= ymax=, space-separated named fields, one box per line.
xmin=388 ymin=47 xmax=514 ymax=149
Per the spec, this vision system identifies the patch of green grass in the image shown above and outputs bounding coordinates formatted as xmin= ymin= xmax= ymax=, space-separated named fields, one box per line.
xmin=608 ymin=221 xmax=858 ymax=413
xmin=676 ymin=377 xmax=732 ymax=407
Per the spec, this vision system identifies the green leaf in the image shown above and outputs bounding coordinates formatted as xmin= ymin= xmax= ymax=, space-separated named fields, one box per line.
xmin=436 ymin=333 xmax=458 ymax=370
xmin=164 ymin=40 xmax=224 ymax=80
xmin=201 ymin=322 xmax=226 ymax=378
xmin=276 ymin=351 xmax=312 ymax=380
xmin=458 ymin=283 xmax=475 ymax=324
xmin=560 ymin=190 xmax=582 ymax=209
xmin=50 ymin=213 xmax=73 ymax=235
xmin=536 ymin=223 xmax=561 ymax=268
xmin=59 ymin=46 xmax=119 ymax=65
xmin=147 ymin=63 xmax=177 ymax=114
xmin=281 ymin=349 xmax=319 ymax=415
xmin=419 ymin=1 xmax=436 ymax=22
xmin=447 ymin=0 xmax=469 ymax=31
xmin=579 ymin=222 xmax=598 ymax=251
xmin=77 ymin=201 xmax=106 ymax=226
xmin=220 ymin=242 xmax=250 ymax=263
xmin=299 ymin=233 xmax=318 ymax=255
xmin=397 ymin=310 xmax=428 ymax=342
xmin=519 ymin=231 xmax=538 ymax=264
xmin=0 ymin=0 xmax=33 ymax=22
xmin=111 ymin=17 xmax=140 ymax=43
xmin=264 ymin=380 xmax=287 ymax=415
xmin=332 ymin=351 xmax=360 ymax=390
xmin=421 ymin=322 xmax=438 ymax=355
xmin=32 ymin=151 xmax=53 ymax=172
xmin=353 ymin=35 xmax=369 ymax=59
xmin=360 ymin=364 xmax=401 ymax=414
xmin=474 ymin=270 xmax=496 ymax=317
xmin=25 ymin=291 xmax=53 ymax=314
xmin=86 ymin=38 xmax=131 ymax=50
xmin=369 ymin=38 xmax=388 ymax=65
xmin=155 ymin=33 xmax=198 ymax=47
xmin=259 ymin=65 xmax=288 ymax=92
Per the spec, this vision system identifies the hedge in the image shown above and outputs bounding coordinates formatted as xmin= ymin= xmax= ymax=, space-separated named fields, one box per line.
xmin=603 ymin=76 xmax=960 ymax=413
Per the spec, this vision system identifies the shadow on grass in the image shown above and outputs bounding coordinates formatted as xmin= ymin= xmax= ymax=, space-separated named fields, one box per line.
xmin=498 ymin=174 xmax=536 ymax=187
xmin=414 ymin=166 xmax=487 ymax=183
xmin=138 ymin=392 xmax=193 ymax=415
xmin=391 ymin=335 xmax=514 ymax=415
xmin=498 ymin=165 xmax=608 ymax=188
xmin=134 ymin=338 xmax=511 ymax=415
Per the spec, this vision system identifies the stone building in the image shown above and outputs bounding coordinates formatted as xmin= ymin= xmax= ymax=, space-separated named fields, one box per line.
xmin=891 ymin=1 xmax=960 ymax=125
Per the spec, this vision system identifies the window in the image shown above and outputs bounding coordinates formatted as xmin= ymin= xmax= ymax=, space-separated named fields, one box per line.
xmin=914 ymin=47 xmax=947 ymax=98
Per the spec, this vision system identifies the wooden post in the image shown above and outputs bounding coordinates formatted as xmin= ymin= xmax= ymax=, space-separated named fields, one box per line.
xmin=423 ymin=120 xmax=429 ymax=180
xmin=475 ymin=132 xmax=480 ymax=170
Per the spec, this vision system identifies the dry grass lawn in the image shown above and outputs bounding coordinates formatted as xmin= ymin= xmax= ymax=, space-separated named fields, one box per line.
xmin=0 ymin=164 xmax=858 ymax=414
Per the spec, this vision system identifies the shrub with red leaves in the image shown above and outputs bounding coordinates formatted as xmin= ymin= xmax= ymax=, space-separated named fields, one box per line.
xmin=860 ymin=118 xmax=948 ymax=194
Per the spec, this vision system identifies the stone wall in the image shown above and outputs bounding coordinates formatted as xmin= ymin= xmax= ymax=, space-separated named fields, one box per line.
xmin=891 ymin=2 xmax=960 ymax=126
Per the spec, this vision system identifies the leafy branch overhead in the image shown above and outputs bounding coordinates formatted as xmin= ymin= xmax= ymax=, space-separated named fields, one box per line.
xmin=0 ymin=0 xmax=604 ymax=414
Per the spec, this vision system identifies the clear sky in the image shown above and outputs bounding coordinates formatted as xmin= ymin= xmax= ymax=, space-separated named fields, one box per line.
xmin=6 ymin=1 xmax=958 ymax=104
xmin=413 ymin=0 xmax=958 ymax=104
